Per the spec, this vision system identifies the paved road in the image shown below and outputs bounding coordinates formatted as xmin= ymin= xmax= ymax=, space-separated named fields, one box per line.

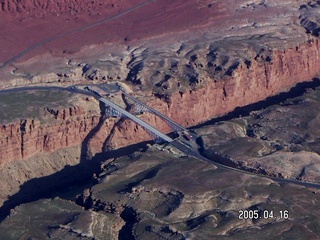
xmin=99 ymin=97 xmax=173 ymax=142
xmin=171 ymin=141 xmax=320 ymax=189
xmin=122 ymin=91 xmax=186 ymax=132
xmin=0 ymin=0 xmax=157 ymax=70
xmin=97 ymin=84 xmax=120 ymax=94
xmin=1 ymin=84 xmax=320 ymax=190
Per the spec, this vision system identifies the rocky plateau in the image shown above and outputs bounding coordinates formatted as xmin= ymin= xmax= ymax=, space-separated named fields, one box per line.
xmin=1 ymin=144 xmax=320 ymax=239
xmin=197 ymin=81 xmax=320 ymax=182
xmin=1 ymin=0 xmax=320 ymax=239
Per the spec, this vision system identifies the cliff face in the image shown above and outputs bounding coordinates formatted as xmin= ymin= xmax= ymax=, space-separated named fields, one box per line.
xmin=2 ymin=0 xmax=320 ymax=235
xmin=0 ymin=106 xmax=98 ymax=163
xmin=0 ymin=109 xmax=172 ymax=164
xmin=149 ymin=39 xmax=320 ymax=128
xmin=1 ymin=40 xmax=320 ymax=164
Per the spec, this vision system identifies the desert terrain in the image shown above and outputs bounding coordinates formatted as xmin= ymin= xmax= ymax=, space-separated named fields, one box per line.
xmin=1 ymin=0 xmax=320 ymax=239
xmin=1 ymin=145 xmax=320 ymax=239
xmin=198 ymin=82 xmax=320 ymax=183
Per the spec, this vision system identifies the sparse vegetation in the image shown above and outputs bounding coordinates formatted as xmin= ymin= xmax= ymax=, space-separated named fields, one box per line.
xmin=0 ymin=90 xmax=74 ymax=122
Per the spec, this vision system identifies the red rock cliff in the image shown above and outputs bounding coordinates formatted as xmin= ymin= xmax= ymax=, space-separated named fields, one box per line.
xmin=0 ymin=107 xmax=95 ymax=162
xmin=1 ymin=39 xmax=320 ymax=163
xmin=147 ymin=39 xmax=320 ymax=128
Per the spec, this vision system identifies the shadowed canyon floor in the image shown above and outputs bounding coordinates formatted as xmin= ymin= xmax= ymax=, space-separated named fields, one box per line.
xmin=197 ymin=79 xmax=320 ymax=183
xmin=2 ymin=0 xmax=320 ymax=239
xmin=1 ymin=80 xmax=320 ymax=239
xmin=1 ymin=144 xmax=320 ymax=239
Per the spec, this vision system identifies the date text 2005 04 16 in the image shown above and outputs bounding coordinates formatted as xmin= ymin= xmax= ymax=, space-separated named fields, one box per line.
xmin=238 ymin=209 xmax=289 ymax=220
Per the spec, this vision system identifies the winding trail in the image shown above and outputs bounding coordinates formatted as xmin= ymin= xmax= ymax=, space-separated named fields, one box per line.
xmin=0 ymin=0 xmax=157 ymax=70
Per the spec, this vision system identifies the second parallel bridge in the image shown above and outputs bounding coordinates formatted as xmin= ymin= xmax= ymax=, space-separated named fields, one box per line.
xmin=99 ymin=97 xmax=174 ymax=143
xmin=121 ymin=91 xmax=187 ymax=132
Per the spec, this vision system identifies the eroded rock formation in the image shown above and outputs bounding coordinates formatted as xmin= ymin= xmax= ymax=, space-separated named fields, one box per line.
xmin=3 ymin=36 xmax=320 ymax=163
xmin=2 ymin=1 xmax=320 ymax=232
xmin=1 ymin=36 xmax=320 ymax=207
xmin=2 ymin=146 xmax=320 ymax=239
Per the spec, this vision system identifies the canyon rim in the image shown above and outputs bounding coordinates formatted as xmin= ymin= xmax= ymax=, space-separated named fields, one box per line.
xmin=1 ymin=0 xmax=320 ymax=239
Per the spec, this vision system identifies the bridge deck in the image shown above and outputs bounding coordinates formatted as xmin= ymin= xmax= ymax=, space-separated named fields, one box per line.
xmin=121 ymin=91 xmax=186 ymax=132
xmin=99 ymin=98 xmax=173 ymax=143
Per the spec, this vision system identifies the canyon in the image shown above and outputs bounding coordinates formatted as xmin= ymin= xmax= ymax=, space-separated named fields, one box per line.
xmin=2 ymin=38 xmax=320 ymax=163
xmin=2 ymin=143 xmax=320 ymax=239
xmin=1 ymin=0 xmax=320 ymax=239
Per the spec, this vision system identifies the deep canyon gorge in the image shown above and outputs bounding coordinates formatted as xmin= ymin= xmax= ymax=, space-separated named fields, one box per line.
xmin=2 ymin=0 xmax=320 ymax=239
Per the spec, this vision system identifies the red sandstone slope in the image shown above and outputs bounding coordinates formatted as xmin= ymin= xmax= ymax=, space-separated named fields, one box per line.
xmin=2 ymin=0 xmax=320 ymax=210
xmin=1 ymin=0 xmax=124 ymax=16
xmin=0 ymin=0 xmax=229 ymax=66
xmin=0 ymin=0 xmax=312 ymax=88
xmin=0 ymin=0 xmax=147 ymax=65
xmin=2 ymin=1 xmax=320 ymax=164
xmin=1 ymin=39 xmax=320 ymax=164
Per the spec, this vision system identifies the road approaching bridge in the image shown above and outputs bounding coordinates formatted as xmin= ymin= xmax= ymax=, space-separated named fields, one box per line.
xmin=1 ymin=84 xmax=320 ymax=190
xmin=99 ymin=97 xmax=174 ymax=143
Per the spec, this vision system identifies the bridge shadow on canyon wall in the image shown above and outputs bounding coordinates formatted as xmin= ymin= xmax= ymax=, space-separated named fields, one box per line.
xmin=2 ymin=78 xmax=320 ymax=221
xmin=194 ymin=77 xmax=320 ymax=129
xmin=0 ymin=102 xmax=151 ymax=221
